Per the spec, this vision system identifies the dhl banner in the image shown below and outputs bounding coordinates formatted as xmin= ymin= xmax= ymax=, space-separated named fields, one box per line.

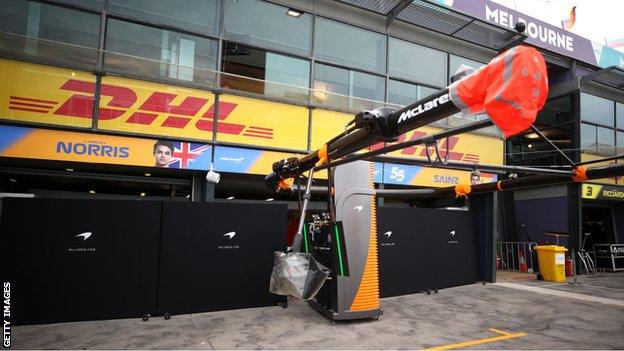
xmin=216 ymin=94 xmax=308 ymax=150
xmin=310 ymin=109 xmax=353 ymax=150
xmin=385 ymin=125 xmax=503 ymax=165
xmin=0 ymin=58 xmax=95 ymax=128
xmin=97 ymin=75 xmax=217 ymax=140
xmin=582 ymin=183 xmax=624 ymax=201
xmin=0 ymin=124 xmax=211 ymax=170
xmin=0 ymin=59 xmax=310 ymax=150
xmin=214 ymin=146 xmax=329 ymax=180
xmin=373 ymin=162 xmax=498 ymax=187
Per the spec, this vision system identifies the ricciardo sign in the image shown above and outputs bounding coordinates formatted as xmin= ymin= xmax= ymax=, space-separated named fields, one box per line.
xmin=582 ymin=184 xmax=624 ymax=201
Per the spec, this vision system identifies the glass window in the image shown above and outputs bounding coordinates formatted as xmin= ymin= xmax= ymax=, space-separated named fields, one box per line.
xmin=508 ymin=95 xmax=575 ymax=166
xmin=617 ymin=102 xmax=624 ymax=130
xmin=597 ymin=126 xmax=615 ymax=156
xmin=108 ymin=0 xmax=219 ymax=36
xmin=223 ymin=0 xmax=311 ymax=56
xmin=221 ymin=43 xmax=309 ymax=102
xmin=0 ymin=0 xmax=100 ymax=67
xmin=105 ymin=19 xmax=217 ymax=84
xmin=389 ymin=38 xmax=446 ymax=87
xmin=449 ymin=54 xmax=486 ymax=83
xmin=580 ymin=123 xmax=596 ymax=149
xmin=314 ymin=63 xmax=385 ymax=111
xmin=388 ymin=79 xmax=436 ymax=106
xmin=598 ymin=127 xmax=615 ymax=147
xmin=536 ymin=95 xmax=574 ymax=125
xmin=314 ymin=17 xmax=386 ymax=74
xmin=351 ymin=71 xmax=385 ymax=103
xmin=47 ymin=0 xmax=103 ymax=10
xmin=1 ymin=0 xmax=100 ymax=47
xmin=581 ymin=93 xmax=614 ymax=126
xmin=618 ymin=131 xmax=624 ymax=147
xmin=314 ymin=63 xmax=349 ymax=96
xmin=314 ymin=64 xmax=385 ymax=101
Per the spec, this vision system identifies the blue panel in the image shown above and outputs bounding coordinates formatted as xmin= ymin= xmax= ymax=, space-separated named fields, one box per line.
xmin=0 ymin=125 xmax=33 ymax=154
xmin=383 ymin=163 xmax=422 ymax=185
xmin=214 ymin=146 xmax=262 ymax=173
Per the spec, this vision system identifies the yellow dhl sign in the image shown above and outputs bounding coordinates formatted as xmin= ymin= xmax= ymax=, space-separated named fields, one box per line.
xmin=0 ymin=59 xmax=309 ymax=150
xmin=0 ymin=58 xmax=95 ymax=128
xmin=1 ymin=58 xmax=504 ymax=186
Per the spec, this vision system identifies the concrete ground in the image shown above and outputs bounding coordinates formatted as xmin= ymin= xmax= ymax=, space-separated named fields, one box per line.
xmin=11 ymin=272 xmax=624 ymax=350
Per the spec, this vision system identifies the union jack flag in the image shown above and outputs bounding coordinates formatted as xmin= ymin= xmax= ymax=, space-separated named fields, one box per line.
xmin=168 ymin=142 xmax=210 ymax=169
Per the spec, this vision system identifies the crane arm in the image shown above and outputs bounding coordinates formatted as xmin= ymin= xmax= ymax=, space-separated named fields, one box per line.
xmin=266 ymin=45 xmax=549 ymax=190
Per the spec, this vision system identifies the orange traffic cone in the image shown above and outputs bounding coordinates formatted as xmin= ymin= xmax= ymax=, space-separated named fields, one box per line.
xmin=519 ymin=251 xmax=527 ymax=272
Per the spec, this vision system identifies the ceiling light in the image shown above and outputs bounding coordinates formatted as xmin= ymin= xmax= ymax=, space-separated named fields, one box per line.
xmin=9 ymin=178 xmax=17 ymax=182
xmin=144 ymin=173 xmax=151 ymax=177
xmin=286 ymin=8 xmax=303 ymax=18
xmin=227 ymin=196 xmax=235 ymax=200
xmin=527 ymin=144 xmax=532 ymax=148
xmin=524 ymin=133 xmax=539 ymax=139
xmin=89 ymin=190 xmax=95 ymax=194
xmin=140 ymin=192 xmax=146 ymax=197
xmin=66 ymin=168 xmax=74 ymax=172
xmin=265 ymin=198 xmax=274 ymax=201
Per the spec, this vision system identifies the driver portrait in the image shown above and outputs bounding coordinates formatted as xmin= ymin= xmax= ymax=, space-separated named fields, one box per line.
xmin=153 ymin=140 xmax=174 ymax=168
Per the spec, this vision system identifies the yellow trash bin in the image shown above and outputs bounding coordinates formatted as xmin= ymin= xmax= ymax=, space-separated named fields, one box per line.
xmin=534 ymin=245 xmax=568 ymax=282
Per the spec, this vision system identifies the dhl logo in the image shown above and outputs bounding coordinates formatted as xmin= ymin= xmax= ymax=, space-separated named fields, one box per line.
xmin=371 ymin=130 xmax=480 ymax=163
xmin=8 ymin=79 xmax=273 ymax=140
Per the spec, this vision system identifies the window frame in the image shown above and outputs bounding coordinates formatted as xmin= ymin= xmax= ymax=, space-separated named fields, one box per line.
xmin=221 ymin=0 xmax=313 ymax=57
xmin=313 ymin=15 xmax=388 ymax=75
xmin=313 ymin=61 xmax=387 ymax=103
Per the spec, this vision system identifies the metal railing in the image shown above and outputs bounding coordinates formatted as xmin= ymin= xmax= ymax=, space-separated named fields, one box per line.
xmin=497 ymin=241 xmax=538 ymax=273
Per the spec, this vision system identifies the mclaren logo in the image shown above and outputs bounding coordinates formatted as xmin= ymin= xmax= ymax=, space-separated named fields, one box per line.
xmin=397 ymin=93 xmax=450 ymax=124
xmin=448 ymin=229 xmax=458 ymax=244
xmin=353 ymin=205 xmax=364 ymax=212
xmin=218 ymin=231 xmax=240 ymax=250
xmin=69 ymin=232 xmax=95 ymax=252
xmin=381 ymin=230 xmax=395 ymax=246
xmin=75 ymin=232 xmax=92 ymax=241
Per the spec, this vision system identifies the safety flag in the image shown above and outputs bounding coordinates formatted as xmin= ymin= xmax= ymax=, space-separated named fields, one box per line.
xmin=449 ymin=45 xmax=549 ymax=138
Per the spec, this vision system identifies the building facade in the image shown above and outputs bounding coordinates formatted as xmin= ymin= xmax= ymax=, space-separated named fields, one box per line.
xmin=0 ymin=0 xmax=508 ymax=202
xmin=0 ymin=0 xmax=622 ymax=248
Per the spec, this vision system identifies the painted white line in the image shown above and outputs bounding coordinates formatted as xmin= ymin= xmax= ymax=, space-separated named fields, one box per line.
xmin=495 ymin=282 xmax=624 ymax=308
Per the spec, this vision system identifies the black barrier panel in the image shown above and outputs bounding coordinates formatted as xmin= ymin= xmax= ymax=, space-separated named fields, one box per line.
xmin=377 ymin=207 xmax=478 ymax=297
xmin=0 ymin=198 xmax=161 ymax=324
xmin=377 ymin=207 xmax=428 ymax=297
xmin=420 ymin=208 xmax=478 ymax=290
xmin=158 ymin=202 xmax=287 ymax=315
xmin=471 ymin=193 xmax=495 ymax=283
